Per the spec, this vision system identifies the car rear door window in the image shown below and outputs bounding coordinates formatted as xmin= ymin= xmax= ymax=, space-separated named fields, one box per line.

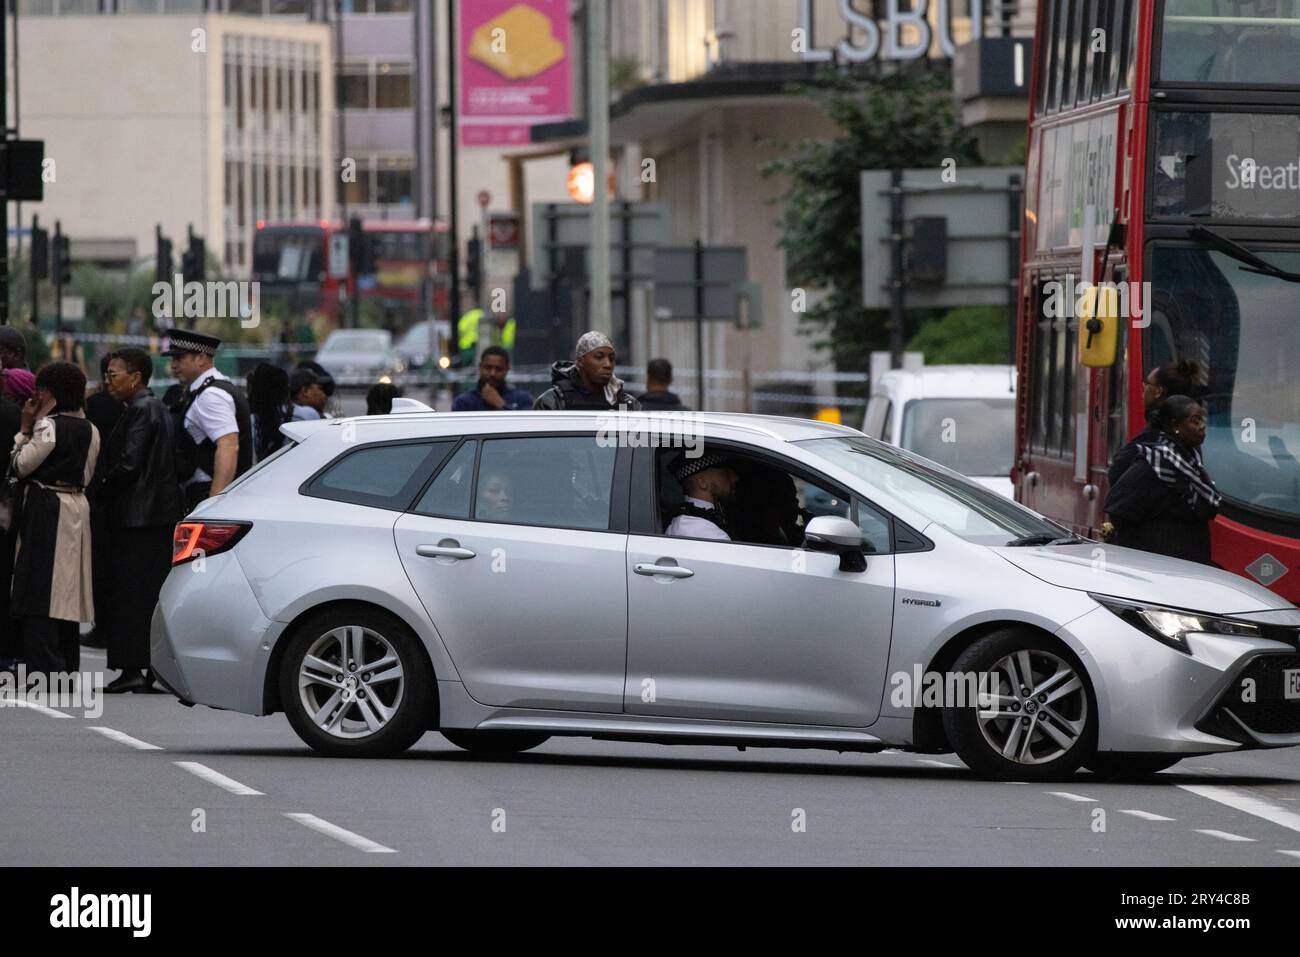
xmin=475 ymin=435 xmax=616 ymax=530
xmin=412 ymin=440 xmax=477 ymax=519
xmin=306 ymin=440 xmax=451 ymax=510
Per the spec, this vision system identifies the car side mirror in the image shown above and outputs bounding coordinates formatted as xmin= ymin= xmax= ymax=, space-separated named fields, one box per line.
xmin=804 ymin=515 xmax=868 ymax=573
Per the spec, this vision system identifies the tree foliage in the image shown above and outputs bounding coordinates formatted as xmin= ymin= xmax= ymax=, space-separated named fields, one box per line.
xmin=906 ymin=306 xmax=1013 ymax=365
xmin=762 ymin=71 xmax=980 ymax=371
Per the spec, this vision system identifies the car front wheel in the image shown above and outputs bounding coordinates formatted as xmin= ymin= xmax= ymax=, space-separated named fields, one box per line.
xmin=943 ymin=629 xmax=1097 ymax=781
xmin=281 ymin=607 xmax=435 ymax=758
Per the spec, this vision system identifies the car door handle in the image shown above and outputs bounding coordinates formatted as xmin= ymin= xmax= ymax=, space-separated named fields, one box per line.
xmin=634 ymin=562 xmax=694 ymax=579
xmin=416 ymin=542 xmax=477 ymax=561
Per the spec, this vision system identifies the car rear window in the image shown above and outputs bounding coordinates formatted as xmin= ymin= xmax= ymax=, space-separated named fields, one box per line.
xmin=304 ymin=440 xmax=453 ymax=510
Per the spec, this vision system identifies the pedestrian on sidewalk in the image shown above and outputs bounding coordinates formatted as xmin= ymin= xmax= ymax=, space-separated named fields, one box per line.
xmin=8 ymin=362 xmax=101 ymax=678
xmin=1105 ymin=394 xmax=1220 ymax=565
xmin=1108 ymin=358 xmax=1204 ymax=485
xmin=94 ymin=348 xmax=184 ymax=693
xmin=247 ymin=363 xmax=291 ymax=463
xmin=366 ymin=382 xmax=403 ymax=415
xmin=533 ymin=332 xmax=640 ymax=411
xmin=637 ymin=358 xmax=689 ymax=412
xmin=84 ymin=353 xmax=124 ymax=652
xmin=451 ymin=347 xmax=532 ymax=411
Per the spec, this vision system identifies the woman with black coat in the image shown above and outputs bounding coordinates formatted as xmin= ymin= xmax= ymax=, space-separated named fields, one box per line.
xmin=1104 ymin=394 xmax=1221 ymax=565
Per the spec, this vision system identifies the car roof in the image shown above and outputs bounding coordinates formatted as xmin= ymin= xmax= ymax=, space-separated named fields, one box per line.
xmin=282 ymin=410 xmax=863 ymax=445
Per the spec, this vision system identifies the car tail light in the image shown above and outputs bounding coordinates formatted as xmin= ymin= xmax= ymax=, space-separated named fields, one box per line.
xmin=172 ymin=521 xmax=252 ymax=565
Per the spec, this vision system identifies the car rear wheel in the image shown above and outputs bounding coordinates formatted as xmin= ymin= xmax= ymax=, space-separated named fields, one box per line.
xmin=281 ymin=607 xmax=434 ymax=758
xmin=441 ymin=730 xmax=550 ymax=755
xmin=1086 ymin=753 xmax=1183 ymax=781
xmin=943 ymin=629 xmax=1097 ymax=781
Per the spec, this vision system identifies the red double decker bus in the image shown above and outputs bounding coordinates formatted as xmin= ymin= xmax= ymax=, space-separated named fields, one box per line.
xmin=1016 ymin=0 xmax=1300 ymax=600
xmin=252 ymin=218 xmax=449 ymax=328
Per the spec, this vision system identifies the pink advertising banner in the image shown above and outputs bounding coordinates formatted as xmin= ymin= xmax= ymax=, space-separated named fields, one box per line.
xmin=459 ymin=0 xmax=572 ymax=147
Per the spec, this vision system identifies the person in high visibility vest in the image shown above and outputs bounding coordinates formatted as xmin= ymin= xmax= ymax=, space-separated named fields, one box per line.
xmin=456 ymin=307 xmax=484 ymax=368
xmin=499 ymin=316 xmax=516 ymax=358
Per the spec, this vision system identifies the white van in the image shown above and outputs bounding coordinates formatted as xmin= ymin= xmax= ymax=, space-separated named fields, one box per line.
xmin=862 ymin=353 xmax=1018 ymax=497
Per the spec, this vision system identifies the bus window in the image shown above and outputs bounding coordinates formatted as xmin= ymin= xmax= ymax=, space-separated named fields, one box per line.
xmin=1159 ymin=0 xmax=1300 ymax=86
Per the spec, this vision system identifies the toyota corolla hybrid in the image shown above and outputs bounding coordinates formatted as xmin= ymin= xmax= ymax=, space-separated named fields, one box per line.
xmin=151 ymin=409 xmax=1300 ymax=781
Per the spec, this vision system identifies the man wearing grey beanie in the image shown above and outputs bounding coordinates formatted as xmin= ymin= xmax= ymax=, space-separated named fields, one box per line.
xmin=533 ymin=331 xmax=641 ymax=411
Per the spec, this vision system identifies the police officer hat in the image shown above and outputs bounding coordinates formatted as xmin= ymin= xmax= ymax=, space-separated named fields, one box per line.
xmin=670 ymin=451 xmax=737 ymax=484
xmin=164 ymin=329 xmax=222 ymax=357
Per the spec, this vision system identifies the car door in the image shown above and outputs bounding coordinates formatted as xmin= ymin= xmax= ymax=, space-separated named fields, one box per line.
xmin=624 ymin=443 xmax=896 ymax=727
xmin=393 ymin=432 xmax=630 ymax=713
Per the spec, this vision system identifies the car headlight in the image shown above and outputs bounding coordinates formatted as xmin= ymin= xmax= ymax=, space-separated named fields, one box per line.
xmin=1089 ymin=594 xmax=1260 ymax=654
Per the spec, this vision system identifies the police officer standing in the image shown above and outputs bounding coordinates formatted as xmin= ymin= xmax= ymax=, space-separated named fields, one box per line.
xmin=166 ymin=330 xmax=253 ymax=510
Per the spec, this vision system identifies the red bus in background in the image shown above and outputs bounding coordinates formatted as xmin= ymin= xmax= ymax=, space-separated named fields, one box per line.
xmin=1016 ymin=0 xmax=1300 ymax=601
xmin=252 ymin=218 xmax=450 ymax=329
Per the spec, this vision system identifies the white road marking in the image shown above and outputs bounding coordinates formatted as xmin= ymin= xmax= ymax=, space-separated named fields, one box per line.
xmin=1180 ymin=784 xmax=1300 ymax=838
xmin=916 ymin=758 xmax=960 ymax=768
xmin=1047 ymin=791 xmax=1097 ymax=803
xmin=88 ymin=726 xmax=163 ymax=751
xmin=285 ymin=813 xmax=396 ymax=854
xmin=1194 ymin=829 xmax=1255 ymax=843
xmin=1119 ymin=809 xmax=1176 ymax=822
xmin=3 ymin=698 xmax=72 ymax=718
xmin=173 ymin=761 xmax=263 ymax=796
xmin=1278 ymin=850 xmax=1300 ymax=860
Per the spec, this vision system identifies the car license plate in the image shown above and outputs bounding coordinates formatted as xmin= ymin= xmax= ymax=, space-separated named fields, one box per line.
xmin=1286 ymin=670 xmax=1300 ymax=701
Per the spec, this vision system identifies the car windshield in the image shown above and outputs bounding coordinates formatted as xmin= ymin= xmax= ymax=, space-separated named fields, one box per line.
xmin=1147 ymin=245 xmax=1300 ymax=522
xmin=900 ymin=397 xmax=1016 ymax=477
xmin=798 ymin=436 xmax=1071 ymax=545
xmin=321 ymin=331 xmax=390 ymax=354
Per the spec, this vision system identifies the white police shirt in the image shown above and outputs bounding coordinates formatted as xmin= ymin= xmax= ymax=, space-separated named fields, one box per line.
xmin=184 ymin=367 xmax=239 ymax=484
xmin=664 ymin=496 xmax=730 ymax=541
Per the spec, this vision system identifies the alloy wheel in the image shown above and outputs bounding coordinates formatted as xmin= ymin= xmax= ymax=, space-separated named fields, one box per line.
xmin=975 ymin=649 xmax=1089 ymax=765
xmin=298 ymin=625 xmax=405 ymax=740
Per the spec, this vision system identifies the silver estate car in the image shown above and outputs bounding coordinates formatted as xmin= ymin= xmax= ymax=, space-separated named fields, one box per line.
xmin=151 ymin=408 xmax=1300 ymax=781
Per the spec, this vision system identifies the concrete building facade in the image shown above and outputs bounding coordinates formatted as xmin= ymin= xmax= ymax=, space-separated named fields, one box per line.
xmin=18 ymin=10 xmax=336 ymax=276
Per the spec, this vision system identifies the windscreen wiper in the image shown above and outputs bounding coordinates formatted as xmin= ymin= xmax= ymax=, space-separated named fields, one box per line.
xmin=1187 ymin=225 xmax=1300 ymax=284
xmin=1006 ymin=534 xmax=1089 ymax=547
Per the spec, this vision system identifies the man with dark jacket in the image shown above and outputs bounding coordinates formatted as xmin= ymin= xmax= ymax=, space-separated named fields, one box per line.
xmin=452 ymin=346 xmax=533 ymax=411
xmin=95 ymin=348 xmax=186 ymax=693
xmin=533 ymin=332 xmax=641 ymax=411
xmin=84 ymin=354 xmax=125 ymax=650
xmin=637 ymin=357 xmax=689 ymax=411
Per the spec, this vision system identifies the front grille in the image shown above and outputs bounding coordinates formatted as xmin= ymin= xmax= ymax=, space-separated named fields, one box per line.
xmin=1202 ymin=654 xmax=1300 ymax=739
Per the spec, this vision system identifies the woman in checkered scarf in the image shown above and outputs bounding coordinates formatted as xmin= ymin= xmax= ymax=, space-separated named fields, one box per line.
xmin=1104 ymin=395 xmax=1220 ymax=565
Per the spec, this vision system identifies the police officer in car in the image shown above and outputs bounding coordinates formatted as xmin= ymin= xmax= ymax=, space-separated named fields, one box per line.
xmin=665 ymin=451 xmax=739 ymax=541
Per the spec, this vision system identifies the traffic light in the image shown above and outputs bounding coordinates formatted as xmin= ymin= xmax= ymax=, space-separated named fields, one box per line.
xmin=181 ymin=233 xmax=205 ymax=286
xmin=465 ymin=234 xmax=482 ymax=300
xmin=30 ymin=226 xmax=48 ymax=281
xmin=156 ymin=228 xmax=173 ymax=284
xmin=348 ymin=216 xmax=374 ymax=276
xmin=52 ymin=234 xmax=72 ymax=287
